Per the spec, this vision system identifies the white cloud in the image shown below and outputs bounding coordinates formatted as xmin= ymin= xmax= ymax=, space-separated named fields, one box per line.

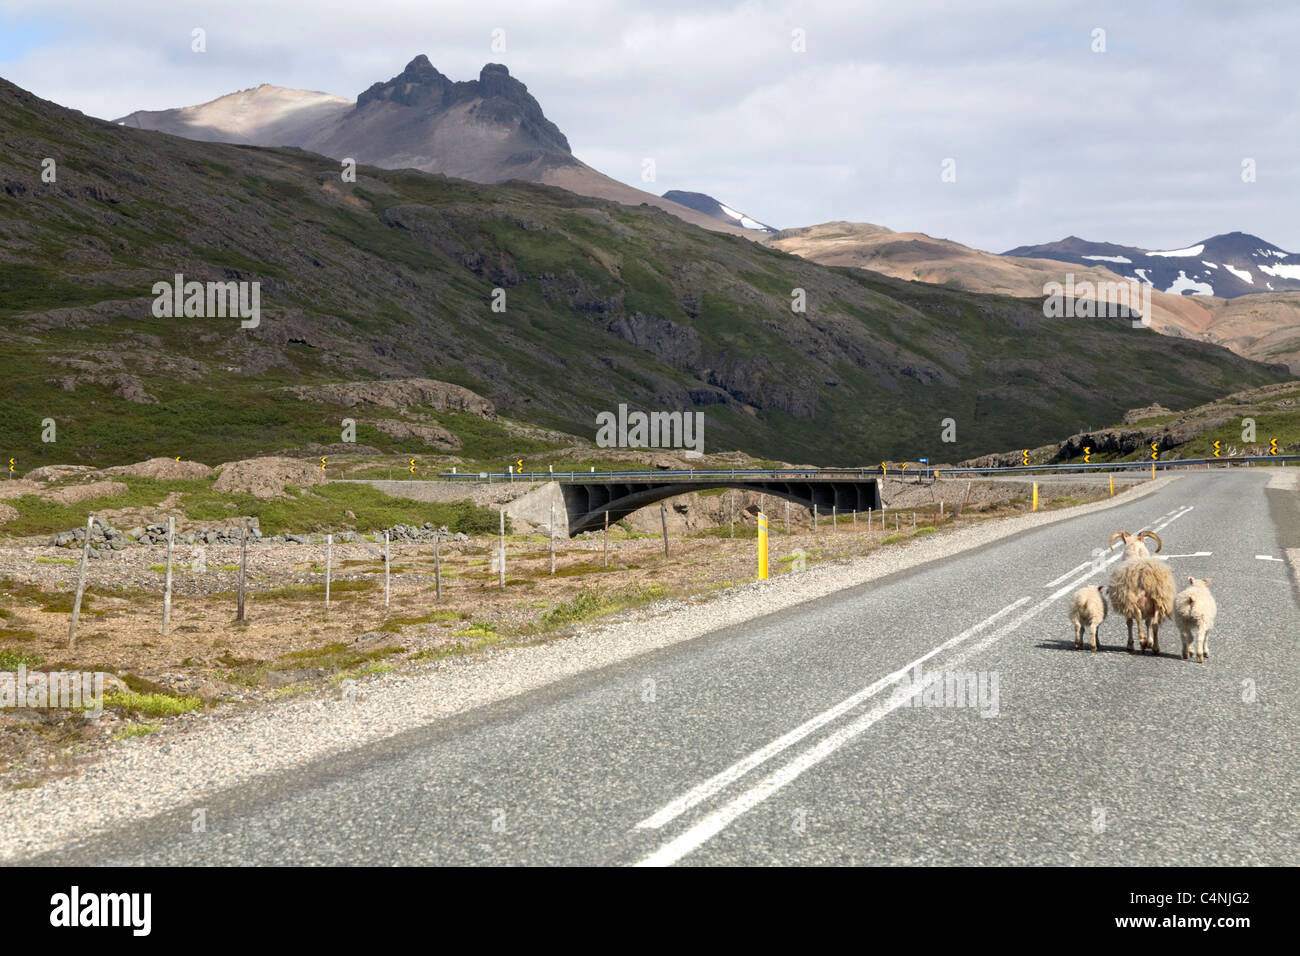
xmin=0 ymin=0 xmax=1297 ymax=252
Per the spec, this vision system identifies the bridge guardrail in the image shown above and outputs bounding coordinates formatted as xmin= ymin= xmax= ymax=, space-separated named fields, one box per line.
xmin=428 ymin=454 xmax=1298 ymax=482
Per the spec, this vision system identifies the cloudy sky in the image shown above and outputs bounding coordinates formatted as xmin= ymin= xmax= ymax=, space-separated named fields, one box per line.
xmin=1 ymin=0 xmax=1295 ymax=252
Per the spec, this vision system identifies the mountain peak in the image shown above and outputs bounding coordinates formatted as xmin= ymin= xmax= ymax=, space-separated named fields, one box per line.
xmin=351 ymin=57 xmax=569 ymax=153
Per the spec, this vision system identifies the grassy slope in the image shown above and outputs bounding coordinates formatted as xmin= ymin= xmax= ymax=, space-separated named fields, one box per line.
xmin=0 ymin=77 xmax=1289 ymax=470
xmin=0 ymin=475 xmax=504 ymax=537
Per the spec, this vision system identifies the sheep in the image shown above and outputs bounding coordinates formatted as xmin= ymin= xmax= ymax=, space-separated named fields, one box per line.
xmin=1175 ymin=577 xmax=1217 ymax=663
xmin=1109 ymin=529 xmax=1162 ymax=560
xmin=1068 ymin=584 xmax=1107 ymax=651
xmin=1106 ymin=530 xmax=1175 ymax=654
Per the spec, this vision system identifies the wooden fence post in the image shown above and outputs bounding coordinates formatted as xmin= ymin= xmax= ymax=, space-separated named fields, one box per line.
xmin=660 ymin=502 xmax=670 ymax=558
xmin=434 ymin=533 xmax=442 ymax=601
xmin=162 ymin=516 xmax=175 ymax=635
xmin=236 ymin=519 xmax=249 ymax=622
xmin=67 ymin=514 xmax=93 ymax=649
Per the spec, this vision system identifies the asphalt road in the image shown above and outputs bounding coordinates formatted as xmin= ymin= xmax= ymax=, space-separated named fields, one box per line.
xmin=37 ymin=471 xmax=1300 ymax=865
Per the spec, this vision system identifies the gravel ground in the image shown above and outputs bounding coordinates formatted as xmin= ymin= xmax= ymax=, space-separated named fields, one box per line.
xmin=0 ymin=475 xmax=1175 ymax=861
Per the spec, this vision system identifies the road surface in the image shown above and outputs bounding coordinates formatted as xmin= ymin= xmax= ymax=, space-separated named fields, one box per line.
xmin=30 ymin=470 xmax=1300 ymax=865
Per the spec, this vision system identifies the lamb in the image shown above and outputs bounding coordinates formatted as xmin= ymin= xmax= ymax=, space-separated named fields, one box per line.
xmin=1106 ymin=530 xmax=1176 ymax=654
xmin=1175 ymin=577 xmax=1217 ymax=663
xmin=1068 ymin=585 xmax=1107 ymax=651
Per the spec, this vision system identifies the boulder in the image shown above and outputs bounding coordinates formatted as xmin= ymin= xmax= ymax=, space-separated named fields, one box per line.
xmin=213 ymin=457 xmax=327 ymax=499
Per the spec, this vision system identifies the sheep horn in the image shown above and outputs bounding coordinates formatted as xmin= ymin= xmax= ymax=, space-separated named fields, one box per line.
xmin=1138 ymin=530 xmax=1162 ymax=552
xmin=1108 ymin=532 xmax=1126 ymax=548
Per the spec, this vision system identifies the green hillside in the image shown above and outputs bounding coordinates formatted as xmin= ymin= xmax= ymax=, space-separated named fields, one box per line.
xmin=0 ymin=76 xmax=1289 ymax=469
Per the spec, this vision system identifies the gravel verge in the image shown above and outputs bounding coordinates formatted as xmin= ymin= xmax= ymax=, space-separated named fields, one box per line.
xmin=0 ymin=474 xmax=1177 ymax=861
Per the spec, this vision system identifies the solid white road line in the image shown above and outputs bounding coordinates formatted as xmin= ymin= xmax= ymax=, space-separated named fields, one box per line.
xmin=1256 ymin=555 xmax=1283 ymax=562
xmin=1043 ymin=562 xmax=1090 ymax=588
xmin=633 ymin=596 xmax=1031 ymax=831
xmin=633 ymin=503 xmax=1196 ymax=866
xmin=633 ymin=601 xmax=1046 ymax=868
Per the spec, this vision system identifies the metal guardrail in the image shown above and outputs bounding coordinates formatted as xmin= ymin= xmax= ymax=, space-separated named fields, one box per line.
xmin=433 ymin=455 xmax=1298 ymax=482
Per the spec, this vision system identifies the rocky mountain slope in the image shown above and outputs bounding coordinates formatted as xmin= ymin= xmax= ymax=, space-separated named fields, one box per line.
xmin=961 ymin=382 xmax=1300 ymax=467
xmin=1003 ymin=232 xmax=1300 ymax=298
xmin=114 ymin=56 xmax=748 ymax=237
xmin=769 ymin=222 xmax=1300 ymax=373
xmin=661 ymin=190 xmax=776 ymax=232
xmin=0 ymin=75 xmax=1287 ymax=470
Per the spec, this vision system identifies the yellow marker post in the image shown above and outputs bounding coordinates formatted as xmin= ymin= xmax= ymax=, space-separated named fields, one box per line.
xmin=1151 ymin=462 xmax=1156 ymax=479
xmin=1032 ymin=482 xmax=1039 ymax=512
xmin=1109 ymin=474 xmax=1114 ymax=496
xmin=757 ymin=511 xmax=769 ymax=580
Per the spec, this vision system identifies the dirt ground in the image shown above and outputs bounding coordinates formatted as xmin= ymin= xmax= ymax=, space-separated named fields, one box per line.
xmin=0 ymin=474 xmax=1124 ymax=787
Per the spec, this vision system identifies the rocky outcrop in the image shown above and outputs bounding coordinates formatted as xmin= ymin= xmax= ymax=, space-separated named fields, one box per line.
xmin=105 ymin=458 xmax=212 ymax=479
xmin=366 ymin=419 xmax=460 ymax=449
xmin=46 ymin=480 xmax=127 ymax=505
xmin=356 ymin=58 xmax=571 ymax=155
xmin=1123 ymin=404 xmax=1173 ymax=424
xmin=213 ymin=457 xmax=327 ymax=499
xmin=283 ymin=379 xmax=496 ymax=419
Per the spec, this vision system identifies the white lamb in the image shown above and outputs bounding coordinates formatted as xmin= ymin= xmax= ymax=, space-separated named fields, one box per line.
xmin=1068 ymin=585 xmax=1107 ymax=651
xmin=1174 ymin=577 xmax=1217 ymax=663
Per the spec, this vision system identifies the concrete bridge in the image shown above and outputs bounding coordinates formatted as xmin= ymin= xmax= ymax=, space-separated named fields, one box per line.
xmin=472 ymin=471 xmax=884 ymax=536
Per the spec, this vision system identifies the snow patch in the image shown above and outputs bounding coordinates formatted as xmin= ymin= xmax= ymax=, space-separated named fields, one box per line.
xmin=1164 ymin=271 xmax=1214 ymax=295
xmin=1082 ymin=254 xmax=1132 ymax=264
xmin=1223 ymin=264 xmax=1253 ymax=284
xmin=1259 ymin=263 xmax=1300 ymax=280
xmin=717 ymin=203 xmax=772 ymax=232
xmin=1147 ymin=244 xmax=1205 ymax=258
xmin=1201 ymin=261 xmax=1219 ymax=269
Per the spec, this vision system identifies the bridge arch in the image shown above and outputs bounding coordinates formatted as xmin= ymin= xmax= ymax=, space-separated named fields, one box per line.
xmin=559 ymin=478 xmax=881 ymax=536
